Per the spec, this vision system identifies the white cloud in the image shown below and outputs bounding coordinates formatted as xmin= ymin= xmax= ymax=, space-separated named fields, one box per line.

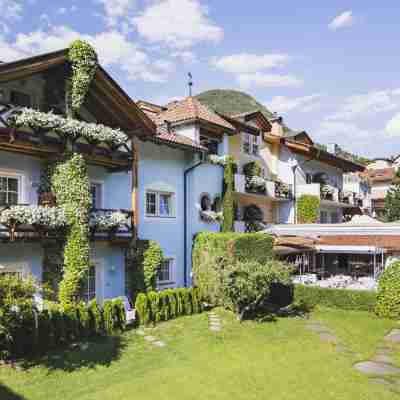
xmin=97 ymin=0 xmax=136 ymax=27
xmin=4 ymin=26 xmax=174 ymax=83
xmin=57 ymin=7 xmax=67 ymax=14
xmin=329 ymin=10 xmax=354 ymax=30
xmin=0 ymin=0 xmax=22 ymax=20
xmin=211 ymin=53 xmax=289 ymax=74
xmin=385 ymin=113 xmax=400 ymax=138
xmin=237 ymin=72 xmax=302 ymax=89
xmin=133 ymin=0 xmax=223 ymax=48
xmin=327 ymin=90 xmax=400 ymax=121
xmin=267 ymin=94 xmax=322 ymax=113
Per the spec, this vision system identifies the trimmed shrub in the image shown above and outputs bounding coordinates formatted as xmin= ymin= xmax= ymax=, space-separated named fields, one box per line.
xmin=192 ymin=232 xmax=274 ymax=304
xmin=103 ymin=300 xmax=115 ymax=334
xmin=0 ymin=274 xmax=36 ymax=308
xmin=294 ymin=284 xmax=376 ymax=312
xmin=112 ymin=298 xmax=126 ymax=331
xmin=134 ymin=293 xmax=150 ymax=326
xmin=134 ymin=288 xmax=203 ymax=325
xmin=296 ymin=194 xmax=320 ymax=224
xmin=375 ymin=261 xmax=400 ymax=318
xmin=87 ymin=299 xmax=104 ymax=335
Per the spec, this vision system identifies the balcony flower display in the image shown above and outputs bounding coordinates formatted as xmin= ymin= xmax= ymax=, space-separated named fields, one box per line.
xmin=320 ymin=184 xmax=335 ymax=200
xmin=90 ymin=211 xmax=130 ymax=231
xmin=245 ymin=175 xmax=266 ymax=193
xmin=275 ymin=180 xmax=291 ymax=199
xmin=0 ymin=206 xmax=67 ymax=228
xmin=199 ymin=210 xmax=223 ymax=223
xmin=9 ymin=108 xmax=128 ymax=146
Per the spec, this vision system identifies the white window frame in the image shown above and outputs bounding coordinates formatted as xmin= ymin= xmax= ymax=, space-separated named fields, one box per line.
xmin=0 ymin=170 xmax=24 ymax=206
xmin=157 ymin=257 xmax=175 ymax=286
xmin=145 ymin=190 xmax=175 ymax=218
xmin=90 ymin=180 xmax=104 ymax=209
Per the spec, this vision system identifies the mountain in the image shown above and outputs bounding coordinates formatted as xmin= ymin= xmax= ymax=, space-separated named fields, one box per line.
xmin=195 ymin=89 xmax=275 ymax=119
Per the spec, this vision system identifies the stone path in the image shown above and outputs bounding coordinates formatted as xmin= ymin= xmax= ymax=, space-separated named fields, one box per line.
xmin=352 ymin=327 xmax=400 ymax=393
xmin=136 ymin=328 xmax=166 ymax=348
xmin=208 ymin=312 xmax=222 ymax=332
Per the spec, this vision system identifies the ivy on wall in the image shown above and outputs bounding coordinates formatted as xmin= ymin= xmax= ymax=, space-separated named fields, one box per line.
xmin=126 ymin=240 xmax=164 ymax=300
xmin=221 ymin=156 xmax=235 ymax=232
xmin=51 ymin=153 xmax=91 ymax=306
xmin=296 ymin=194 xmax=320 ymax=224
xmin=68 ymin=40 xmax=98 ymax=114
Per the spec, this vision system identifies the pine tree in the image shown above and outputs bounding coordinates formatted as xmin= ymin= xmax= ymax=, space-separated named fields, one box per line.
xmin=384 ymin=170 xmax=400 ymax=222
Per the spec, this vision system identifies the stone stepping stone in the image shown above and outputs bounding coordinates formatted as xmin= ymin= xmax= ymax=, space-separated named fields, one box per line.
xmin=144 ymin=335 xmax=157 ymax=342
xmin=385 ymin=329 xmax=400 ymax=343
xmin=373 ymin=354 xmax=394 ymax=365
xmin=153 ymin=341 xmax=166 ymax=347
xmin=354 ymin=361 xmax=400 ymax=376
xmin=306 ymin=324 xmax=331 ymax=333
xmin=319 ymin=333 xmax=338 ymax=343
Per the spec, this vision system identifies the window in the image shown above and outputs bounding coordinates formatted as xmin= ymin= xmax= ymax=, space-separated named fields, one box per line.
xmin=146 ymin=191 xmax=175 ymax=217
xmin=242 ymin=133 xmax=260 ymax=156
xmin=200 ymin=136 xmax=219 ymax=155
xmin=157 ymin=258 xmax=173 ymax=283
xmin=252 ymin=135 xmax=259 ymax=156
xmin=331 ymin=212 xmax=340 ymax=223
xmin=81 ymin=264 xmax=96 ymax=303
xmin=243 ymin=133 xmax=251 ymax=154
xmin=200 ymin=194 xmax=211 ymax=211
xmin=320 ymin=211 xmax=328 ymax=224
xmin=0 ymin=176 xmax=19 ymax=205
xmin=90 ymin=182 xmax=103 ymax=209
xmin=306 ymin=173 xmax=312 ymax=184
xmin=10 ymin=90 xmax=31 ymax=107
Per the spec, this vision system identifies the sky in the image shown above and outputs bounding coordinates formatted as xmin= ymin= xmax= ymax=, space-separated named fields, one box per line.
xmin=2 ymin=0 xmax=400 ymax=158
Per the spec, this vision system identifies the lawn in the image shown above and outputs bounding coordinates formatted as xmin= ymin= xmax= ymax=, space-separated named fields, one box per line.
xmin=1 ymin=307 xmax=399 ymax=400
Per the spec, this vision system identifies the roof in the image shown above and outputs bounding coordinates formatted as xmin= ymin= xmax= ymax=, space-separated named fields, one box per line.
xmin=283 ymin=138 xmax=365 ymax=173
xmin=155 ymin=97 xmax=235 ymax=132
xmin=231 ymin=109 xmax=272 ymax=132
xmin=151 ymin=127 xmax=207 ymax=152
xmin=0 ymin=49 xmax=156 ymax=137
xmin=368 ymin=168 xmax=395 ymax=182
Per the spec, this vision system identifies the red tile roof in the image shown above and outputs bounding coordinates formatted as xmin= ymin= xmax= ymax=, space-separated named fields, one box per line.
xmin=150 ymin=97 xmax=235 ymax=131
xmin=368 ymin=168 xmax=395 ymax=182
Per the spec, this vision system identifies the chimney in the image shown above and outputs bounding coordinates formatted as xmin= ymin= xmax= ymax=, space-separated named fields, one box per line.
xmin=270 ymin=113 xmax=284 ymax=137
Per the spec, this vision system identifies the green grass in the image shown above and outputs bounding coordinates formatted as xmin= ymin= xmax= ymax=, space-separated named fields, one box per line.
xmin=0 ymin=307 xmax=399 ymax=400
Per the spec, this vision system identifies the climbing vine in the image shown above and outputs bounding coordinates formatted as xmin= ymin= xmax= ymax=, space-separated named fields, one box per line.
xmin=68 ymin=40 xmax=98 ymax=113
xmin=222 ymin=156 xmax=235 ymax=232
xmin=51 ymin=154 xmax=91 ymax=306
xmin=296 ymin=194 xmax=320 ymax=224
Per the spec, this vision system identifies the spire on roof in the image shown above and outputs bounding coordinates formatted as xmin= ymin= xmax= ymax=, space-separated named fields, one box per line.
xmin=188 ymin=72 xmax=193 ymax=97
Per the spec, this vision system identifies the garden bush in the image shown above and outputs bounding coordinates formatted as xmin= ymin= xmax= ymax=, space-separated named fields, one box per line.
xmin=293 ymin=284 xmax=376 ymax=312
xmin=375 ymin=261 xmax=400 ymax=319
xmin=221 ymin=260 xmax=291 ymax=320
xmin=134 ymin=288 xmax=202 ymax=326
xmin=192 ymin=232 xmax=274 ymax=305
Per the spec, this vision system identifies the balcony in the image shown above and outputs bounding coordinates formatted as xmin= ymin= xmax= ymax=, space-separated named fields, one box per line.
xmin=297 ymin=184 xmax=358 ymax=208
xmin=234 ymin=174 xmax=292 ymax=201
xmin=0 ymin=205 xmax=133 ymax=242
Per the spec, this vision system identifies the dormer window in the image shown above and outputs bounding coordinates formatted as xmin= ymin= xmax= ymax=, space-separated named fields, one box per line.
xmin=10 ymin=90 xmax=31 ymax=108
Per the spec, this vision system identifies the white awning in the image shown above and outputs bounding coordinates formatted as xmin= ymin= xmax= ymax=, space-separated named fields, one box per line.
xmin=315 ymin=245 xmax=386 ymax=254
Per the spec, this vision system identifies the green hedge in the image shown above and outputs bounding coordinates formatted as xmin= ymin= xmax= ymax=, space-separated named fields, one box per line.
xmin=134 ymin=288 xmax=202 ymax=326
xmin=0 ymin=298 xmax=126 ymax=361
xmin=293 ymin=284 xmax=376 ymax=312
xmin=375 ymin=261 xmax=400 ymax=319
xmin=192 ymin=232 xmax=274 ymax=304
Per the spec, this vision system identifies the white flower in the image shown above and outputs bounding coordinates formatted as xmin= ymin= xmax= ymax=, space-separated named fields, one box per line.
xmin=10 ymin=108 xmax=128 ymax=146
xmin=0 ymin=206 xmax=67 ymax=228
xmin=90 ymin=211 xmax=129 ymax=230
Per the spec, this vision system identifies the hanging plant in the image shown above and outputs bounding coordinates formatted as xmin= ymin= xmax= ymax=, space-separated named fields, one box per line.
xmin=51 ymin=153 xmax=91 ymax=307
xmin=68 ymin=40 xmax=98 ymax=113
